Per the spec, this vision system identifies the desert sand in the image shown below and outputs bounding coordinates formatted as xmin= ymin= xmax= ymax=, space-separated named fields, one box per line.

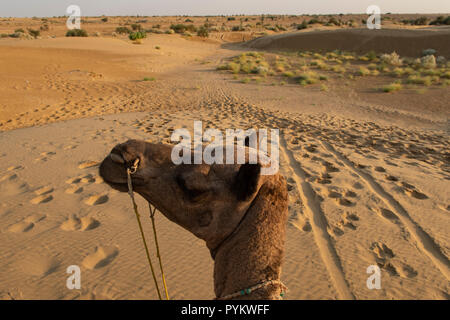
xmin=0 ymin=16 xmax=449 ymax=300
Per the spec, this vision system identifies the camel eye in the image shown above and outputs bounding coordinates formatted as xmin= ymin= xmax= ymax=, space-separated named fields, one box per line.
xmin=176 ymin=174 xmax=206 ymax=200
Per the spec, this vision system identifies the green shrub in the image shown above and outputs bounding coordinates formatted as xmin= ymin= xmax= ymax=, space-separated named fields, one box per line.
xmin=28 ymin=28 xmax=40 ymax=38
xmin=295 ymin=71 xmax=319 ymax=85
xmin=380 ymin=52 xmax=403 ymax=66
xmin=66 ymin=29 xmax=88 ymax=37
xmin=382 ymin=82 xmax=402 ymax=92
xmin=441 ymin=71 xmax=450 ymax=79
xmin=327 ymin=17 xmax=341 ymax=26
xmin=282 ymin=71 xmax=295 ymax=78
xmin=14 ymin=28 xmax=24 ymax=33
xmin=366 ymin=51 xmax=377 ymax=61
xmin=131 ymin=24 xmax=142 ymax=31
xmin=170 ymin=24 xmax=196 ymax=34
xmin=401 ymin=17 xmax=428 ymax=25
xmin=217 ymin=62 xmax=241 ymax=74
xmin=129 ymin=31 xmax=146 ymax=41
xmin=143 ymin=77 xmax=155 ymax=81
xmin=429 ymin=16 xmax=450 ymax=25
xmin=332 ymin=65 xmax=346 ymax=73
xmin=406 ymin=75 xmax=432 ymax=86
xmin=392 ymin=68 xmax=405 ymax=77
xmin=116 ymin=26 xmax=131 ymax=34
xmin=197 ymin=26 xmax=209 ymax=37
xmin=422 ymin=49 xmax=436 ymax=57
xmin=101 ymin=17 xmax=108 ymax=22
xmin=358 ymin=67 xmax=371 ymax=76
xmin=420 ymin=55 xmax=436 ymax=69
xmin=308 ymin=18 xmax=322 ymax=25
xmin=232 ymin=26 xmax=244 ymax=31
xmin=296 ymin=21 xmax=308 ymax=30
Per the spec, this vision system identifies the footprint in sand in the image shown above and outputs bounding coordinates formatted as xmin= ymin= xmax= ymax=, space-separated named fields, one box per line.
xmin=0 ymin=173 xmax=18 ymax=182
xmin=328 ymin=190 xmax=341 ymax=199
xmin=352 ymin=181 xmax=364 ymax=190
xmin=336 ymin=197 xmax=354 ymax=207
xmin=34 ymin=151 xmax=56 ymax=162
xmin=84 ymin=194 xmax=109 ymax=206
xmin=371 ymin=242 xmax=394 ymax=258
xmin=78 ymin=161 xmax=100 ymax=169
xmin=8 ymin=221 xmax=35 ymax=233
xmin=345 ymin=190 xmax=357 ymax=198
xmin=398 ymin=182 xmax=428 ymax=200
xmin=290 ymin=214 xmax=312 ymax=233
xmin=315 ymin=173 xmax=332 ymax=184
xmin=377 ymin=208 xmax=399 ymax=223
xmin=93 ymin=176 xmax=104 ymax=184
xmin=337 ymin=212 xmax=359 ymax=231
xmin=406 ymin=189 xmax=428 ymax=200
xmin=322 ymin=161 xmax=340 ymax=173
xmin=8 ymin=214 xmax=47 ymax=233
xmin=34 ymin=186 xmax=53 ymax=196
xmin=304 ymin=144 xmax=317 ymax=153
xmin=17 ymin=253 xmax=60 ymax=277
xmin=7 ymin=165 xmax=24 ymax=172
xmin=66 ymin=176 xmax=82 ymax=184
xmin=370 ymin=242 xmax=395 ymax=274
xmin=397 ymin=263 xmax=418 ymax=278
xmin=82 ymin=246 xmax=119 ymax=270
xmin=370 ymin=242 xmax=417 ymax=278
xmin=79 ymin=174 xmax=95 ymax=184
xmin=328 ymin=225 xmax=344 ymax=237
xmin=0 ymin=173 xmax=29 ymax=196
xmin=25 ymin=213 xmax=47 ymax=223
xmin=66 ymin=174 xmax=97 ymax=185
xmin=61 ymin=214 xmax=99 ymax=231
xmin=30 ymin=194 xmax=53 ymax=204
xmin=65 ymin=185 xmax=84 ymax=194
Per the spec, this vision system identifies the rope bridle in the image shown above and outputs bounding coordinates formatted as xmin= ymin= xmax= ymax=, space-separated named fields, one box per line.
xmin=216 ymin=279 xmax=287 ymax=300
xmin=126 ymin=158 xmax=170 ymax=300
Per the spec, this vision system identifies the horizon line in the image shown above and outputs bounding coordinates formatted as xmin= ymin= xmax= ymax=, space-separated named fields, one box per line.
xmin=1 ymin=12 xmax=450 ymax=19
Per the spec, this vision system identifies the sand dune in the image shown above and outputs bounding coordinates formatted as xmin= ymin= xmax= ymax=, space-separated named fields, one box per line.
xmin=0 ymin=22 xmax=449 ymax=300
xmin=0 ymin=99 xmax=448 ymax=299
xmin=245 ymin=28 xmax=450 ymax=57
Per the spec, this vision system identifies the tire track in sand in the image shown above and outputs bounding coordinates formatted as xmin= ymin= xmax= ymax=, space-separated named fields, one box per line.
xmin=280 ymin=135 xmax=355 ymax=300
xmin=320 ymin=140 xmax=450 ymax=281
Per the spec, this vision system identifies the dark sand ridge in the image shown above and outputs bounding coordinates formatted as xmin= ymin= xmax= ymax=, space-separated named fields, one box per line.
xmin=245 ymin=28 xmax=450 ymax=58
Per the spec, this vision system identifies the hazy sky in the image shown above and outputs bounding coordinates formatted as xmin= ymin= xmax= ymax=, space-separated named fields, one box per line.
xmin=1 ymin=0 xmax=449 ymax=17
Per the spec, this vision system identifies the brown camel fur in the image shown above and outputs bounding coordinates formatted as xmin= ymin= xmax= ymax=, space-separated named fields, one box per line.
xmin=99 ymin=140 xmax=288 ymax=300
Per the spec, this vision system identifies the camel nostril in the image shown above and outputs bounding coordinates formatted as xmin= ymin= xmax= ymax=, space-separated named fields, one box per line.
xmin=110 ymin=153 xmax=125 ymax=164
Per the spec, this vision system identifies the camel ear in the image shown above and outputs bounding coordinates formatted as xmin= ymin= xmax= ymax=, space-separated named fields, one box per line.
xmin=233 ymin=163 xmax=261 ymax=201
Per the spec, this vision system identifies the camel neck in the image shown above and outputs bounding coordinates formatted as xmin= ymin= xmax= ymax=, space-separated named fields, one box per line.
xmin=212 ymin=179 xmax=288 ymax=300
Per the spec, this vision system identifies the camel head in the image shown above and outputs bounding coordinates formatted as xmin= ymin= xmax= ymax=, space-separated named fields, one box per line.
xmin=99 ymin=139 xmax=276 ymax=254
